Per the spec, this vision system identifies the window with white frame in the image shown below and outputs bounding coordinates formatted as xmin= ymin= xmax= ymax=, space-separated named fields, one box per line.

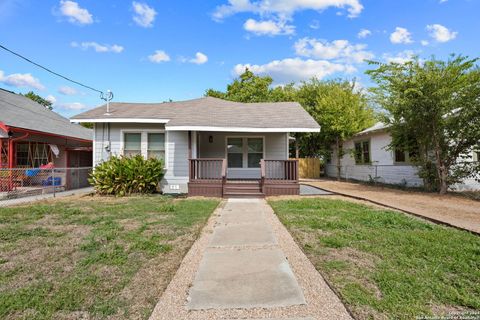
xmin=123 ymin=133 xmax=142 ymax=157
xmin=227 ymin=137 xmax=264 ymax=169
xmin=147 ymin=133 xmax=165 ymax=159
xmin=123 ymin=131 xmax=165 ymax=160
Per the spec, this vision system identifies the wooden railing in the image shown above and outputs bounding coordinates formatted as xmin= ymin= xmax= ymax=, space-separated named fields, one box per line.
xmin=261 ymin=159 xmax=299 ymax=182
xmin=189 ymin=158 xmax=227 ymax=182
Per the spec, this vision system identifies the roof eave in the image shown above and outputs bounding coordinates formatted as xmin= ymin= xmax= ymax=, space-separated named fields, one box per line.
xmin=70 ymin=118 xmax=170 ymax=123
xmin=165 ymin=126 xmax=321 ymax=133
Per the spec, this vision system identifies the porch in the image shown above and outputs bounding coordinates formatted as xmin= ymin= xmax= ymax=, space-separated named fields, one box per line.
xmin=188 ymin=158 xmax=299 ymax=197
xmin=186 ymin=131 xmax=299 ymax=197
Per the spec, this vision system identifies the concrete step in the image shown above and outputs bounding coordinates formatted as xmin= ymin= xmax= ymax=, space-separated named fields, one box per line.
xmin=223 ymin=192 xmax=264 ymax=198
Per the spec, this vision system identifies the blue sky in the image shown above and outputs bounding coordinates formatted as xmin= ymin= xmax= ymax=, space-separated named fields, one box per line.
xmin=0 ymin=0 xmax=479 ymax=117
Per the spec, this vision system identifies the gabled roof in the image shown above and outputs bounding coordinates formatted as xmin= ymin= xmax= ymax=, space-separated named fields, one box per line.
xmin=355 ymin=122 xmax=389 ymax=136
xmin=70 ymin=96 xmax=321 ymax=132
xmin=0 ymin=88 xmax=92 ymax=140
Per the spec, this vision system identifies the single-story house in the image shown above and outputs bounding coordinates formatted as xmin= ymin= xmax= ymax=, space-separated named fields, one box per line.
xmin=70 ymin=96 xmax=321 ymax=197
xmin=0 ymin=88 xmax=93 ymax=191
xmin=326 ymin=122 xmax=480 ymax=191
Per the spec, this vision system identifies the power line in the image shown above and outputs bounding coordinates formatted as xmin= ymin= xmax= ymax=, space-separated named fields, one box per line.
xmin=0 ymin=44 xmax=108 ymax=97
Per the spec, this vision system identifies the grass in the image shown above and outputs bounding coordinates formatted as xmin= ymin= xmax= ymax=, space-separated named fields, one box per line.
xmin=269 ymin=197 xmax=480 ymax=319
xmin=0 ymin=195 xmax=219 ymax=320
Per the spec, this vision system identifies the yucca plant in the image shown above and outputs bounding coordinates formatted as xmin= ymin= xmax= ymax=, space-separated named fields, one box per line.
xmin=89 ymin=155 xmax=165 ymax=196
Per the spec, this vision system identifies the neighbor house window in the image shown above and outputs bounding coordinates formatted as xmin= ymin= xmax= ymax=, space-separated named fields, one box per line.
xmin=16 ymin=143 xmax=52 ymax=167
xmin=247 ymin=138 xmax=263 ymax=168
xmin=354 ymin=140 xmax=370 ymax=164
xmin=123 ymin=133 xmax=142 ymax=157
xmin=227 ymin=138 xmax=243 ymax=168
xmin=394 ymin=147 xmax=419 ymax=164
xmin=147 ymin=133 xmax=165 ymax=159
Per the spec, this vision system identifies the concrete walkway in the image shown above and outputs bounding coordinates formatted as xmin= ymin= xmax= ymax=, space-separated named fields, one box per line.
xmin=0 ymin=187 xmax=94 ymax=207
xmin=149 ymin=199 xmax=352 ymax=320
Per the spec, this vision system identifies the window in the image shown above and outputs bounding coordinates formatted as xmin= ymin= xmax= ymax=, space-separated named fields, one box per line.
xmin=394 ymin=148 xmax=418 ymax=164
xmin=16 ymin=143 xmax=52 ymax=167
xmin=227 ymin=138 xmax=243 ymax=168
xmin=123 ymin=133 xmax=141 ymax=157
xmin=226 ymin=137 xmax=264 ymax=168
xmin=147 ymin=133 xmax=165 ymax=159
xmin=247 ymin=138 xmax=263 ymax=168
xmin=354 ymin=140 xmax=370 ymax=164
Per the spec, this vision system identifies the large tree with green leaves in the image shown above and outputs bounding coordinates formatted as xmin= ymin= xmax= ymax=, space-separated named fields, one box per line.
xmin=206 ymin=68 xmax=296 ymax=102
xmin=22 ymin=91 xmax=53 ymax=110
xmin=367 ymin=55 xmax=480 ymax=194
xmin=296 ymin=79 xmax=375 ymax=179
xmin=206 ymin=70 xmax=375 ymax=165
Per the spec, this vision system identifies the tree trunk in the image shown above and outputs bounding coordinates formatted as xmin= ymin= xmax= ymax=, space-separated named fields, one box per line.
xmin=336 ymin=137 xmax=341 ymax=181
xmin=433 ymin=139 xmax=448 ymax=195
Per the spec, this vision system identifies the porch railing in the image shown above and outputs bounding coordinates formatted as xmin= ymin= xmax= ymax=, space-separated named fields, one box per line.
xmin=189 ymin=158 xmax=227 ymax=182
xmin=261 ymin=159 xmax=299 ymax=184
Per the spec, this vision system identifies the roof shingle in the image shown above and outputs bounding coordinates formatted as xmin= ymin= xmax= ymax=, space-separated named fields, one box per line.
xmin=71 ymin=97 xmax=320 ymax=132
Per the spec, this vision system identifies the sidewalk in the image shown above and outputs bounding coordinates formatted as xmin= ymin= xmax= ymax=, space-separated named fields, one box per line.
xmin=303 ymin=179 xmax=480 ymax=234
xmin=149 ymin=198 xmax=352 ymax=320
xmin=0 ymin=187 xmax=94 ymax=207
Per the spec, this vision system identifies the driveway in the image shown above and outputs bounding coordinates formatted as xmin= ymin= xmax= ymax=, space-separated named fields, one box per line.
xmin=303 ymin=179 xmax=480 ymax=234
xmin=149 ymin=198 xmax=352 ymax=320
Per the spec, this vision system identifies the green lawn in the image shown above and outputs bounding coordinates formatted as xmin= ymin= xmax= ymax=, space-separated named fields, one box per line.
xmin=269 ymin=198 xmax=480 ymax=319
xmin=0 ymin=195 xmax=219 ymax=320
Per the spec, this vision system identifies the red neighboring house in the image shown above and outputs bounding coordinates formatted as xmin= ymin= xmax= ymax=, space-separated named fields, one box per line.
xmin=0 ymin=88 xmax=93 ymax=191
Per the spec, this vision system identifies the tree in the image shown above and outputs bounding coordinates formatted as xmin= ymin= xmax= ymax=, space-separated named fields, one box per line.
xmin=296 ymin=79 xmax=375 ymax=179
xmin=205 ymin=68 xmax=296 ymax=103
xmin=367 ymin=55 xmax=480 ymax=194
xmin=22 ymin=91 xmax=53 ymax=110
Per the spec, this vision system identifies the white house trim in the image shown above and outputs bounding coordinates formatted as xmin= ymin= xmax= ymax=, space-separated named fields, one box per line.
xmin=71 ymin=118 xmax=170 ymax=124
xmin=165 ymin=126 xmax=321 ymax=133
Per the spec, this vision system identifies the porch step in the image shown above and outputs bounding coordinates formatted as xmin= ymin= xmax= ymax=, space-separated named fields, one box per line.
xmin=223 ymin=191 xmax=264 ymax=198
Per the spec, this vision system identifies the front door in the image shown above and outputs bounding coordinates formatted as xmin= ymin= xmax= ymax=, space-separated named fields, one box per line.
xmin=226 ymin=137 xmax=264 ymax=179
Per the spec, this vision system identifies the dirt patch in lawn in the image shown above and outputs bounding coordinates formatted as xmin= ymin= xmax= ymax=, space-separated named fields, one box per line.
xmin=303 ymin=179 xmax=480 ymax=233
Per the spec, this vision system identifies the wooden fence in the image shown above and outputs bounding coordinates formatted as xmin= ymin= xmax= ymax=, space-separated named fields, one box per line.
xmin=291 ymin=158 xmax=322 ymax=179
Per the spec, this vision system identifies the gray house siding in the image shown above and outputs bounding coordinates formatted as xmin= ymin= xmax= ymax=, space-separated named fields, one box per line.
xmin=92 ymin=125 xmax=290 ymax=194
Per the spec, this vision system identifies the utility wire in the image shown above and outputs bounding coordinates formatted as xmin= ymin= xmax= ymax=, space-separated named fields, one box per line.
xmin=0 ymin=44 xmax=106 ymax=96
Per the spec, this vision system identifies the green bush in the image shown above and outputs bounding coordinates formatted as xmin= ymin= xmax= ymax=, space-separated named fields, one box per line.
xmin=89 ymin=155 xmax=165 ymax=196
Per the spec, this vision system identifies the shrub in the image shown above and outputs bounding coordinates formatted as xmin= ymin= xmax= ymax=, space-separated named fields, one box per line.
xmin=89 ymin=155 xmax=165 ymax=196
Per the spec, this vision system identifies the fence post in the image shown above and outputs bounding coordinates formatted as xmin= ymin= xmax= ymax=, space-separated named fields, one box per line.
xmin=52 ymin=168 xmax=56 ymax=197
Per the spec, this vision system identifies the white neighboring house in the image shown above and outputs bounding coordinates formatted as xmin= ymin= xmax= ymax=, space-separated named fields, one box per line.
xmin=70 ymin=97 xmax=321 ymax=196
xmin=326 ymin=122 xmax=480 ymax=191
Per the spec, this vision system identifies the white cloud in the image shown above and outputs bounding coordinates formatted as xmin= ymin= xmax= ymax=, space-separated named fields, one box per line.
xmin=46 ymin=95 xmax=57 ymax=105
xmin=71 ymin=41 xmax=124 ymax=53
xmin=233 ymin=58 xmax=356 ymax=84
xmin=426 ymin=24 xmax=457 ymax=43
xmin=294 ymin=38 xmax=374 ymax=63
xmin=213 ymin=0 xmax=364 ymax=20
xmin=390 ymin=27 xmax=413 ymax=44
xmin=148 ymin=50 xmax=170 ymax=63
xmin=189 ymin=52 xmax=208 ymax=65
xmin=0 ymin=70 xmax=45 ymax=90
xmin=132 ymin=1 xmax=156 ymax=28
xmin=421 ymin=40 xmax=429 ymax=46
xmin=383 ymin=50 xmax=416 ymax=64
xmin=243 ymin=18 xmax=294 ymax=36
xmin=58 ymin=85 xmax=78 ymax=95
xmin=58 ymin=102 xmax=88 ymax=110
xmin=357 ymin=28 xmax=371 ymax=39
xmin=58 ymin=0 xmax=93 ymax=25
